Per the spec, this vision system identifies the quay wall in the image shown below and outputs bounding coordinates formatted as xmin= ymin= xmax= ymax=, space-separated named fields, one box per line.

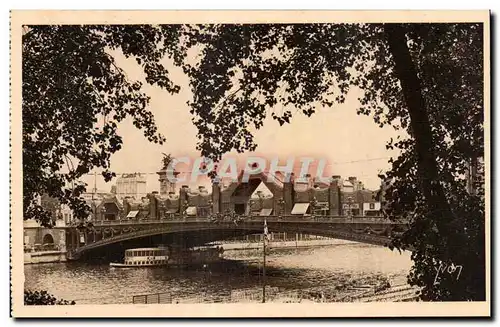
xmin=24 ymin=251 xmax=67 ymax=264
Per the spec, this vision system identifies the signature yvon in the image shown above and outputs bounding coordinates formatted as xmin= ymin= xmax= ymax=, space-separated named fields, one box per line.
xmin=434 ymin=262 xmax=463 ymax=286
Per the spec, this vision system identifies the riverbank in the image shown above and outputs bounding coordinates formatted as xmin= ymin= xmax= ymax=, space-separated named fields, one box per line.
xmin=23 ymin=239 xmax=351 ymax=265
xmin=215 ymin=238 xmax=355 ymax=251
xmin=352 ymin=284 xmax=420 ymax=302
xmin=134 ymin=283 xmax=419 ymax=304
xmin=24 ymin=251 xmax=67 ymax=264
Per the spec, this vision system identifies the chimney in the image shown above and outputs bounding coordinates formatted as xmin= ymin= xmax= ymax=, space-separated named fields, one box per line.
xmin=179 ymin=186 xmax=189 ymax=215
xmin=278 ymin=171 xmax=293 ymax=215
xmin=147 ymin=193 xmax=158 ymax=220
xmin=123 ymin=197 xmax=131 ymax=216
xmin=212 ymin=181 xmax=221 ymax=214
xmin=329 ymin=177 xmax=341 ymax=216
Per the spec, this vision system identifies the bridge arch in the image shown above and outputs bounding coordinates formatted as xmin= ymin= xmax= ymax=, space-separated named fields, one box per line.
xmin=69 ymin=220 xmax=402 ymax=259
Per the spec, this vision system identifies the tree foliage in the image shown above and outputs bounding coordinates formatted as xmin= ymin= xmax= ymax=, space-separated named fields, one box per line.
xmin=22 ymin=23 xmax=485 ymax=301
xmin=175 ymin=23 xmax=485 ymax=301
xmin=23 ymin=25 xmax=186 ymax=226
xmin=24 ymin=290 xmax=76 ymax=305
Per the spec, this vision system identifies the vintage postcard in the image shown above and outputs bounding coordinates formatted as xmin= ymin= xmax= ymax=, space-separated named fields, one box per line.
xmin=10 ymin=10 xmax=490 ymax=318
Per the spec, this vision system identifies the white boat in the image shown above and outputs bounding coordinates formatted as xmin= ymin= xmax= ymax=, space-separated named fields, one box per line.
xmin=109 ymin=246 xmax=224 ymax=268
xmin=110 ymin=247 xmax=169 ymax=268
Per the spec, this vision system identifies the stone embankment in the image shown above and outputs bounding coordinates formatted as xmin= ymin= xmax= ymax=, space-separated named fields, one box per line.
xmin=218 ymin=239 xmax=354 ymax=251
xmin=352 ymin=284 xmax=420 ymax=302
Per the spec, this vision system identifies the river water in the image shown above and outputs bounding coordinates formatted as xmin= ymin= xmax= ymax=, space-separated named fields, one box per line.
xmin=24 ymin=241 xmax=412 ymax=304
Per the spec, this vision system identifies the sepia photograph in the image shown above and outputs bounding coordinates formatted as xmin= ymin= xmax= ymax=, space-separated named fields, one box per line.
xmin=10 ymin=10 xmax=490 ymax=317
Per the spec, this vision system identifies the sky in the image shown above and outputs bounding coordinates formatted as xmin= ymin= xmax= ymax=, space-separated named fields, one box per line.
xmin=82 ymin=50 xmax=403 ymax=193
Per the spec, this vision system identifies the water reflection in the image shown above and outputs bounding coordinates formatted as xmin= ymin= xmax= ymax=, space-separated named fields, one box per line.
xmin=24 ymin=243 xmax=412 ymax=304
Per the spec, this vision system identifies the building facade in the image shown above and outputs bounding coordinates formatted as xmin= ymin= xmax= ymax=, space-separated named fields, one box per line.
xmin=41 ymin=172 xmax=383 ymax=223
xmin=115 ymin=173 xmax=147 ymax=198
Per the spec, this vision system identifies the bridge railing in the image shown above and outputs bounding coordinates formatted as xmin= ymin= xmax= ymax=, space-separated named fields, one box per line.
xmin=87 ymin=215 xmax=402 ymax=227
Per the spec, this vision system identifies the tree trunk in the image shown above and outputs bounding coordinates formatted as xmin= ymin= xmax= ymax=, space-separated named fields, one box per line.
xmin=383 ymin=24 xmax=453 ymax=228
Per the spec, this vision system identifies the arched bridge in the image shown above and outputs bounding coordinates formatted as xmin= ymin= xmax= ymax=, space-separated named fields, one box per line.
xmin=67 ymin=216 xmax=409 ymax=260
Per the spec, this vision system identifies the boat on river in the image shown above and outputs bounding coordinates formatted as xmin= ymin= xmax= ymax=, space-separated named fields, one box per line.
xmin=109 ymin=246 xmax=224 ymax=268
xmin=110 ymin=247 xmax=169 ymax=268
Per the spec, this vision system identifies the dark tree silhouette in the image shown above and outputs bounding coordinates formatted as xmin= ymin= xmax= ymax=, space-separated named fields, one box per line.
xmin=177 ymin=23 xmax=485 ymax=301
xmin=23 ymin=25 xmax=186 ymax=226
xmin=23 ymin=23 xmax=485 ymax=301
xmin=24 ymin=290 xmax=75 ymax=305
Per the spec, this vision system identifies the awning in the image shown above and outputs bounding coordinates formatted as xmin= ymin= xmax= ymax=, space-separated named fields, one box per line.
xmin=291 ymin=203 xmax=310 ymax=215
xmin=127 ymin=210 xmax=139 ymax=218
xmin=166 ymin=208 xmax=178 ymax=214
xmin=260 ymin=208 xmax=273 ymax=216
xmin=186 ymin=206 xmax=197 ymax=216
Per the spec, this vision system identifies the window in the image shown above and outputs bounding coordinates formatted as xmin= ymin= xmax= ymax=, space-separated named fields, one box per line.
xmin=369 ymin=203 xmax=375 ymax=210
